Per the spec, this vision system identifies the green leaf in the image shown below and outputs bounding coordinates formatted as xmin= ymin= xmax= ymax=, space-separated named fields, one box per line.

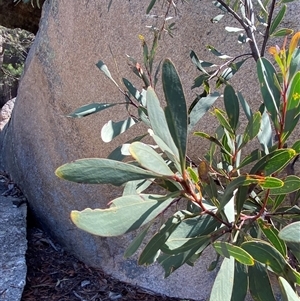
xmin=213 ymin=242 xmax=254 ymax=265
xmin=157 ymin=246 xmax=201 ymax=277
xmin=209 ymin=257 xmax=235 ymax=301
xmin=123 ymin=179 xmax=153 ymax=196
xmin=138 ymin=212 xmax=186 ymax=265
xmin=250 ymin=148 xmax=296 ymax=176
xmin=257 ymin=218 xmax=287 ymax=257
xmin=218 ymin=175 xmax=276 ymax=212
xmin=162 ymin=59 xmax=188 ymax=172
xmin=162 ymin=235 xmax=210 ymax=254
xmin=129 ymin=142 xmax=174 ymax=176
xmin=96 ymin=60 xmax=120 ymax=88
xmin=124 ymin=224 xmax=151 ymax=258
xmin=122 ymin=78 xmax=146 ymax=105
xmin=225 ymin=26 xmax=244 ymax=32
xmin=279 ymin=276 xmax=300 ymax=301
xmin=188 ymin=92 xmax=219 ymax=131
xmin=70 ymin=193 xmax=177 ymax=236
xmin=269 ymin=5 xmax=287 ymax=35
xmin=214 ymin=108 xmax=234 ymax=135
xmin=278 ymin=222 xmax=300 ymax=243
xmin=237 ymin=149 xmax=263 ymax=170
xmin=240 ymin=111 xmax=261 ymax=148
xmin=224 ymin=85 xmax=239 ymax=132
xmin=211 ymin=14 xmax=225 ymax=23
xmin=55 ymin=158 xmax=161 ymax=186
xmin=146 ymin=87 xmax=179 ymax=159
xmin=190 ymin=50 xmax=216 ymax=73
xmin=258 ymin=105 xmax=273 ymax=152
xmin=67 ymin=103 xmax=120 ymax=118
xmin=107 ymin=134 xmax=147 ymax=161
xmin=271 ymin=28 xmax=294 ymax=37
xmin=283 ymin=72 xmax=300 ymax=142
xmin=270 ymin=175 xmax=300 ymax=195
xmin=193 ymin=131 xmax=232 ymax=157
xmin=257 ymin=58 xmax=281 ymax=126
xmin=187 ymin=167 xmax=199 ymax=183
xmin=242 ymin=241 xmax=295 ymax=279
xmin=146 ymin=0 xmax=157 ymax=14
xmin=235 ymin=186 xmax=249 ymax=217
xmin=148 ymin=129 xmax=181 ymax=171
xmin=292 ymin=140 xmax=300 ymax=153
xmin=230 ymin=261 xmax=248 ymax=301
xmin=163 ymin=213 xmax=220 ymax=251
xmin=207 ymin=45 xmax=232 ymax=59
xmin=248 ymin=262 xmax=276 ymax=301
xmin=101 ymin=117 xmax=137 ymax=142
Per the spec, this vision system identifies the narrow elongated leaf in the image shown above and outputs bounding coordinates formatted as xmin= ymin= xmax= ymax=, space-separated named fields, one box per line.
xmin=55 ymin=158 xmax=161 ymax=186
xmin=225 ymin=26 xmax=244 ymax=32
xmin=214 ymin=108 xmax=234 ymax=135
xmin=70 ymin=193 xmax=177 ymax=236
xmin=248 ymin=262 xmax=276 ymax=301
xmin=269 ymin=5 xmax=286 ymax=35
xmin=101 ymin=117 xmax=137 ymax=142
xmin=258 ymin=105 xmax=273 ymax=152
xmin=231 ymin=261 xmax=248 ymax=301
xmin=279 ymin=222 xmax=300 ymax=243
xmin=292 ymin=140 xmax=300 ymax=153
xmin=188 ymin=92 xmax=219 ymax=131
xmin=129 ymin=142 xmax=174 ymax=176
xmin=270 ymin=175 xmax=300 ymax=195
xmin=240 ymin=111 xmax=261 ymax=148
xmin=148 ymin=129 xmax=181 ymax=171
xmin=122 ymin=78 xmax=145 ymax=104
xmin=218 ymin=175 xmax=276 ymax=212
xmin=162 ymin=235 xmax=210 ymax=254
xmin=257 ymin=219 xmax=287 ymax=256
xmin=237 ymin=149 xmax=263 ymax=170
xmin=146 ymin=87 xmax=179 ymax=159
xmin=124 ymin=224 xmax=151 ymax=258
xmin=67 ymin=103 xmax=119 ymax=118
xmin=162 ymin=59 xmax=188 ymax=172
xmin=257 ymin=58 xmax=281 ymax=124
xmin=283 ymin=72 xmax=300 ymax=142
xmin=209 ymin=257 xmax=235 ymax=301
xmin=250 ymin=148 xmax=296 ymax=176
xmin=242 ymin=241 xmax=295 ymax=278
xmin=224 ymin=85 xmax=239 ymax=132
xmin=279 ymin=276 xmax=300 ymax=301
xmin=146 ymin=0 xmax=157 ymax=14
xmin=138 ymin=212 xmax=186 ymax=265
xmin=96 ymin=60 xmax=120 ymax=87
xmin=272 ymin=28 xmax=294 ymax=37
xmin=157 ymin=246 xmax=201 ymax=277
xmin=207 ymin=45 xmax=232 ymax=59
xmin=213 ymin=242 xmax=254 ymax=265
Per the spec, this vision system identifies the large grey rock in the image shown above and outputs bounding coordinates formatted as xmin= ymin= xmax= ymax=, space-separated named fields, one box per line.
xmin=0 ymin=191 xmax=27 ymax=301
xmin=0 ymin=1 xmax=299 ymax=300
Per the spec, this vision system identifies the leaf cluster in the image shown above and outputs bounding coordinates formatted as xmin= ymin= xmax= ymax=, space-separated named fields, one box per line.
xmin=55 ymin=1 xmax=300 ymax=300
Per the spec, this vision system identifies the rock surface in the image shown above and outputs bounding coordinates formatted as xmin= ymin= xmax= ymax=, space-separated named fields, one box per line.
xmin=0 ymin=1 xmax=299 ymax=300
xmin=0 ymin=181 xmax=27 ymax=301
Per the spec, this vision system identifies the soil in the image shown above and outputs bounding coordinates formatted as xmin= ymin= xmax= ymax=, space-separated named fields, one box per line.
xmin=21 ymin=226 xmax=183 ymax=301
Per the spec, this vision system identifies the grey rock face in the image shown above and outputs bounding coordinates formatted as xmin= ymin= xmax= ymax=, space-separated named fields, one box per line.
xmin=0 ymin=1 xmax=299 ymax=300
xmin=0 ymin=193 xmax=27 ymax=301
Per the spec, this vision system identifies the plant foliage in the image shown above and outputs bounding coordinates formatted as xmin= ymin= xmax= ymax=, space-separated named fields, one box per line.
xmin=55 ymin=1 xmax=300 ymax=300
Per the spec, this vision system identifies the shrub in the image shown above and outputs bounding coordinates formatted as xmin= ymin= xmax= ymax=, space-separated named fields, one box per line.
xmin=56 ymin=1 xmax=300 ymax=300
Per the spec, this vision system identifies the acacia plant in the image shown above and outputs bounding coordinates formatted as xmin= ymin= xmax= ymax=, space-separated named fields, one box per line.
xmin=56 ymin=1 xmax=300 ymax=300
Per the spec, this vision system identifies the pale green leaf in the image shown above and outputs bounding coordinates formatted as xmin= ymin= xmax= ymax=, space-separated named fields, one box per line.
xmin=55 ymin=158 xmax=161 ymax=186
xmin=70 ymin=193 xmax=177 ymax=236
xmin=129 ymin=142 xmax=174 ymax=176
xmin=101 ymin=117 xmax=137 ymax=142
xmin=279 ymin=222 xmax=300 ymax=243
